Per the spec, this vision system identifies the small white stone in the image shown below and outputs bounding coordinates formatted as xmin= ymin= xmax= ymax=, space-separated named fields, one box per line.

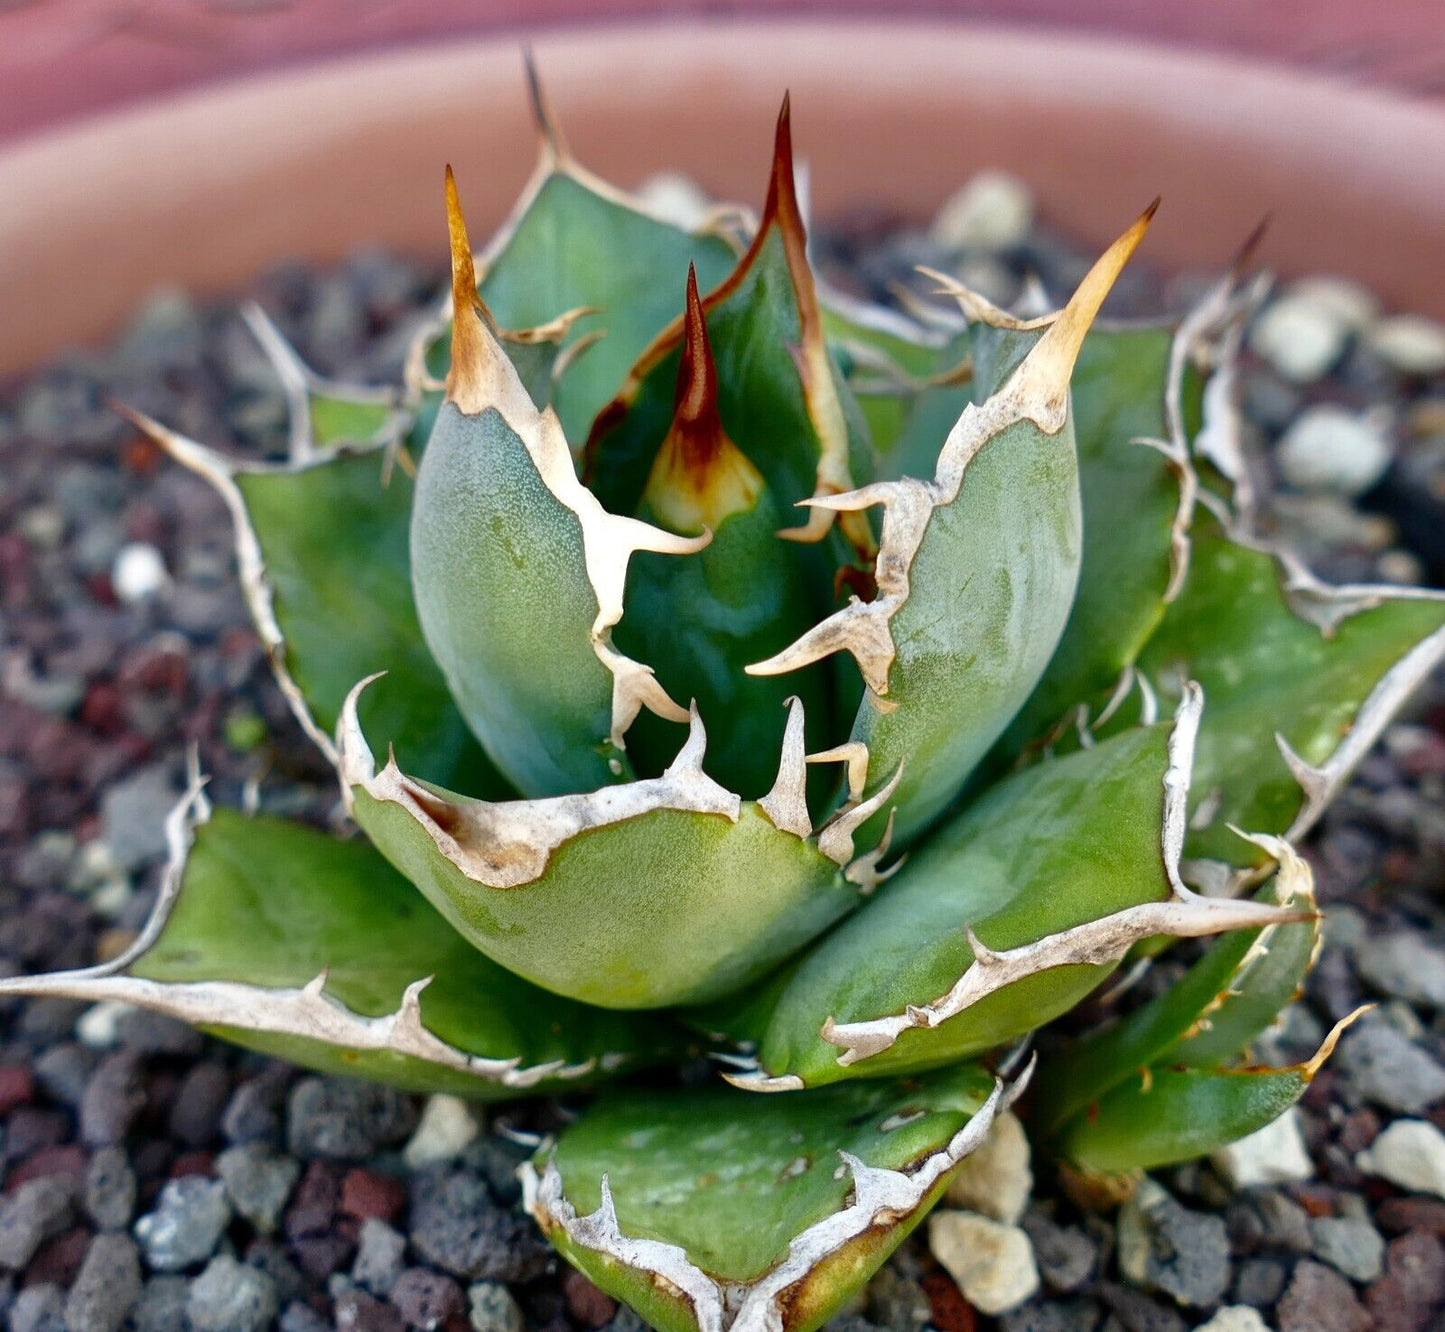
xmin=927 ymin=1210 xmax=1039 ymax=1315
xmin=77 ymin=1000 xmax=136 ymax=1049
xmin=1211 ymin=1108 xmax=1314 ymax=1188
xmin=1195 ymin=1308 xmax=1271 ymax=1332
xmin=931 ymin=171 xmax=1034 ymax=251
xmin=1357 ymin=1119 xmax=1445 ymax=1198
xmin=402 ymin=1094 xmax=479 ymax=1168
xmin=1276 ymin=404 xmax=1393 ymax=497
xmin=1249 ymin=294 xmax=1349 ymax=383
xmin=1368 ymin=314 xmax=1445 ymax=376
xmin=1284 ymin=276 xmax=1381 ymax=331
xmin=635 ymin=172 xmax=713 ymax=231
xmin=112 ymin=542 xmax=169 ymax=604
xmin=944 ymin=1109 xmax=1033 ymax=1223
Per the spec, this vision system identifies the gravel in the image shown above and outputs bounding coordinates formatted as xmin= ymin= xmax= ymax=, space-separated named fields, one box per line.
xmin=1 ymin=187 xmax=1443 ymax=1329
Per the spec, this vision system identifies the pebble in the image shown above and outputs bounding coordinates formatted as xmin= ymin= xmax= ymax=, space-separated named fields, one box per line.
xmin=402 ymin=1095 xmax=478 ymax=1170
xmin=98 ymin=765 xmax=177 ymax=871
xmin=222 ymin=1066 xmax=290 ymax=1144
xmin=83 ymin=1146 xmax=136 ymax=1231
xmin=62 ymin=1233 xmax=141 ymax=1332
xmin=217 ymin=1141 xmax=301 ymax=1232
xmin=563 ymin=1270 xmax=617 ymax=1328
xmin=1285 ymin=276 xmax=1381 ymax=331
xmin=111 ymin=543 xmax=168 ymax=605
xmin=1368 ymin=314 xmax=1445 ymax=376
xmin=999 ymin=1301 xmax=1101 ymax=1332
xmin=287 ymin=1077 xmax=418 ymax=1162
xmin=129 ymin=1276 xmax=190 ymax=1332
xmin=466 ymin=1282 xmax=524 ymax=1332
xmin=11 ymin=1284 xmax=65 ymax=1332
xmin=1366 ymin=1230 xmax=1445 ymax=1331
xmin=281 ymin=1302 xmax=332 ymax=1332
xmin=927 ymin=1210 xmax=1039 ymax=1315
xmin=1250 ymin=292 xmax=1351 ymax=383
xmin=0 ymin=1178 xmax=76 ymax=1270
xmin=1020 ymin=1210 xmax=1096 ymax=1292
xmin=1311 ymin=1214 xmax=1386 ymax=1281
xmin=1117 ymin=1178 xmax=1231 ymax=1307
xmin=944 ymin=1109 xmax=1032 ymax=1224
xmin=1355 ymin=932 xmax=1445 ymax=1008
xmin=1096 ymin=1281 xmax=1187 ymax=1332
xmin=340 ymin=1168 xmax=407 ymax=1224
xmin=187 ymin=1255 xmax=280 ymax=1332
xmin=408 ymin=1169 xmax=549 ymax=1283
xmin=1276 ymin=1260 xmax=1371 ymax=1332
xmin=132 ymin=1176 xmax=232 ymax=1271
xmin=1232 ymin=1257 xmax=1286 ymax=1307
xmin=335 ymin=1288 xmax=406 ymax=1332
xmin=1358 ymin=1119 xmax=1445 ymax=1198
xmin=169 ymin=1061 xmax=232 ymax=1147
xmin=1195 ymin=1309 xmax=1270 ymax=1332
xmin=1211 ymin=1108 xmax=1314 ymax=1188
xmin=931 ymin=171 xmax=1034 ymax=251
xmin=389 ymin=1267 xmax=464 ymax=1329
xmin=351 ymin=1219 xmax=406 ymax=1296
xmin=79 ymin=1050 xmax=145 ymax=1146
xmin=1276 ymin=404 xmax=1394 ymax=497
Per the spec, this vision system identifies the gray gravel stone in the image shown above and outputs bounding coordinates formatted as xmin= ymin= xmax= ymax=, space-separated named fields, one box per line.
xmin=63 ymin=1233 xmax=141 ymax=1332
xmin=1336 ymin=1019 xmax=1445 ymax=1114
xmin=334 ymin=1288 xmax=406 ymax=1332
xmin=389 ymin=1267 xmax=463 ymax=1329
xmin=168 ymin=1062 xmax=231 ymax=1148
xmin=1311 ymin=1215 xmax=1386 ymax=1282
xmin=999 ymin=1300 xmax=1103 ymax=1332
xmin=1355 ymin=932 xmax=1445 ymax=1008
xmin=1232 ymin=1257 xmax=1287 ymax=1308
xmin=129 ymin=1277 xmax=189 ymax=1332
xmin=83 ymin=1146 xmax=136 ymax=1231
xmin=351 ymin=1219 xmax=406 ymax=1296
xmin=11 ymin=1284 xmax=65 ymax=1332
xmin=34 ymin=1043 xmax=99 ymax=1107
xmin=1117 ymin=1180 xmax=1230 ymax=1308
xmin=0 ymin=1177 xmax=76 ymax=1270
xmin=1251 ymin=1189 xmax=1313 ymax=1254
xmin=113 ymin=1008 xmax=203 ymax=1058
xmin=133 ymin=1176 xmax=232 ymax=1271
xmin=1098 ymin=1281 xmax=1188 ymax=1332
xmin=79 ymin=1051 xmax=145 ymax=1146
xmin=409 ymin=1170 xmax=549 ymax=1283
xmin=280 ymin=1302 xmax=332 ymax=1332
xmin=466 ymin=1282 xmax=524 ymax=1332
xmin=222 ymin=1067 xmax=291 ymax=1145
xmin=99 ymin=766 xmax=179 ymax=871
xmin=1022 ymin=1211 xmax=1097 ymax=1292
xmin=217 ymin=1141 xmax=300 ymax=1233
xmin=287 ymin=1078 xmax=417 ymax=1162
xmin=187 ymin=1255 xmax=279 ymax=1332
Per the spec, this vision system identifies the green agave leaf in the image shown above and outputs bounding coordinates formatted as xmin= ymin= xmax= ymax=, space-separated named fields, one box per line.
xmin=748 ymin=213 xmax=1161 ymax=850
xmin=712 ymin=690 xmax=1300 ymax=1090
xmin=409 ymin=173 xmax=718 ymax=797
xmin=340 ymin=683 xmax=897 ymax=1010
xmin=1030 ymin=834 xmax=1320 ymax=1138
xmin=0 ymin=789 xmax=664 ymax=1099
xmin=523 ymin=1062 xmax=1018 ymax=1332
xmin=1139 ymin=512 xmax=1445 ymax=864
xmin=1055 ymin=1013 xmax=1358 ymax=1175
xmin=613 ymin=269 xmax=836 ymax=797
xmin=124 ymin=409 xmax=505 ymax=796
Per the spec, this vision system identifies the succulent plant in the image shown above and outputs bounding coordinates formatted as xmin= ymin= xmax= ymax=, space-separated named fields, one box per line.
xmin=9 ymin=71 xmax=1445 ymax=1332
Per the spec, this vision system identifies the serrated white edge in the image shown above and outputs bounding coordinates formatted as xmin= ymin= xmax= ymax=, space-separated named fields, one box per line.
xmin=816 ymin=684 xmax=1312 ymax=1066
xmin=521 ymin=1062 xmax=1030 ymax=1332
xmin=746 ymin=211 xmax=1150 ymax=698
xmin=0 ymin=774 xmax=601 ymax=1088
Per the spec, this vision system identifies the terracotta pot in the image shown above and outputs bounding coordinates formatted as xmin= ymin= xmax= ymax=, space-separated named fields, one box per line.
xmin=1 ymin=20 xmax=1442 ymax=373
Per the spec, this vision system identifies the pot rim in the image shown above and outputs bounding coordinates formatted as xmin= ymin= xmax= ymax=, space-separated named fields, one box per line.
xmin=2 ymin=16 xmax=1443 ymax=372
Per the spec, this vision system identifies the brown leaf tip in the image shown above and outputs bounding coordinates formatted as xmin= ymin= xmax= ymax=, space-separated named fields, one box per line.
xmin=762 ymin=91 xmax=804 ymax=242
xmin=674 ymin=264 xmax=720 ymax=434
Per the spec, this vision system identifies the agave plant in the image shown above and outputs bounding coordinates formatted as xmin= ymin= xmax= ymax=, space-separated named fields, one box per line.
xmin=8 ymin=74 xmax=1445 ymax=1332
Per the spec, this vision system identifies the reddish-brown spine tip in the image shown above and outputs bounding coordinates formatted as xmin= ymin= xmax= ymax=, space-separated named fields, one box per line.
xmin=669 ymin=266 xmax=725 ymax=469
xmin=763 ymin=92 xmax=801 ymax=237
xmin=444 ymin=166 xmax=479 ymax=316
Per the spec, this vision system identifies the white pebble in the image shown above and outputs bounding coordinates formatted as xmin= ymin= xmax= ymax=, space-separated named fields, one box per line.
xmin=402 ymin=1094 xmax=479 ymax=1168
xmin=928 ymin=1210 xmax=1039 ymax=1315
xmin=1196 ymin=1308 xmax=1271 ymax=1332
xmin=1249 ymin=294 xmax=1349 ymax=383
xmin=1211 ymin=1108 xmax=1314 ymax=1188
xmin=944 ymin=1110 xmax=1033 ymax=1223
xmin=931 ymin=171 xmax=1034 ymax=252
xmin=1284 ymin=276 xmax=1380 ymax=331
xmin=76 ymin=1000 xmax=135 ymax=1049
xmin=1368 ymin=314 xmax=1445 ymax=376
xmin=112 ymin=542 xmax=169 ymax=604
xmin=1276 ymin=404 xmax=1393 ymax=497
xmin=635 ymin=172 xmax=714 ymax=231
xmin=1357 ymin=1119 xmax=1445 ymax=1198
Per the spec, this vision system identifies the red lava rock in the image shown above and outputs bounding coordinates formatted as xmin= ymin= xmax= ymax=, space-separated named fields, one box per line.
xmin=1278 ymin=1260 xmax=1371 ymax=1332
xmin=24 ymin=1226 xmax=90 ymax=1287
xmin=5 ymin=1110 xmax=72 ymax=1163
xmin=1378 ymin=1198 xmax=1445 ymax=1236
xmin=7 ymin=1145 xmax=87 ymax=1190
xmin=292 ymin=1232 xmax=355 ymax=1282
xmin=0 ymin=1065 xmax=36 ymax=1115
xmin=1337 ymin=1108 xmax=1381 ymax=1155
xmin=121 ymin=433 xmax=163 ymax=475
xmin=389 ymin=1268 xmax=464 ymax=1329
xmin=79 ymin=682 xmax=125 ymax=734
xmin=1295 ymin=1185 xmax=1338 ymax=1218
xmin=286 ymin=1161 xmax=341 ymax=1238
xmin=340 ymin=1168 xmax=407 ymax=1224
xmin=562 ymin=1270 xmax=617 ymax=1329
xmin=168 ymin=1150 xmax=214 ymax=1178
xmin=922 ymin=1271 xmax=978 ymax=1332
xmin=335 ymin=1289 xmax=406 ymax=1332
xmin=1365 ymin=1230 xmax=1445 ymax=1332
